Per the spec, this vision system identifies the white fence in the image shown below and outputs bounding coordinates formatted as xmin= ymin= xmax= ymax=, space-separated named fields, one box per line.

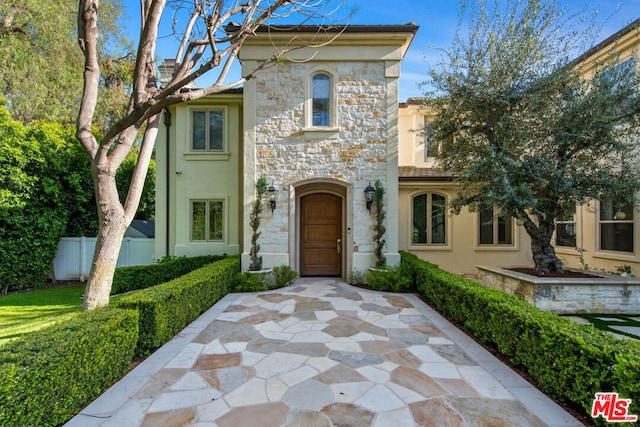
xmin=52 ymin=237 xmax=156 ymax=281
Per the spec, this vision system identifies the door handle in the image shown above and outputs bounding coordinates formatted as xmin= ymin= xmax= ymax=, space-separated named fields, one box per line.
xmin=337 ymin=238 xmax=342 ymax=254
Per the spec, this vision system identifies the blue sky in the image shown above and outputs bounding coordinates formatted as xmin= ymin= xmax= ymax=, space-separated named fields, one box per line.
xmin=124 ymin=1 xmax=640 ymax=101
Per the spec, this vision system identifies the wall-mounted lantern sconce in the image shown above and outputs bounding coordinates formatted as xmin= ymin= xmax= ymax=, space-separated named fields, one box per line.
xmin=364 ymin=182 xmax=375 ymax=213
xmin=268 ymin=185 xmax=277 ymax=214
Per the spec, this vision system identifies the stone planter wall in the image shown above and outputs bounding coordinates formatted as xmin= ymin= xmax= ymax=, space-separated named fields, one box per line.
xmin=477 ymin=265 xmax=640 ymax=314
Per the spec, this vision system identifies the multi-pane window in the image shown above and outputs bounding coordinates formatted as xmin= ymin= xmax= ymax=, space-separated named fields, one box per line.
xmin=423 ymin=119 xmax=438 ymax=159
xmin=599 ymin=198 xmax=634 ymax=252
xmin=191 ymin=200 xmax=223 ymax=241
xmin=555 ymin=203 xmax=577 ymax=247
xmin=412 ymin=193 xmax=446 ymax=245
xmin=312 ymin=73 xmax=331 ymax=126
xmin=192 ymin=110 xmax=224 ymax=151
xmin=479 ymin=208 xmax=513 ymax=246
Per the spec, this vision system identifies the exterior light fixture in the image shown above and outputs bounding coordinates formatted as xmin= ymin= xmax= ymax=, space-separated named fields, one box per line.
xmin=268 ymin=185 xmax=277 ymax=214
xmin=364 ymin=182 xmax=376 ymax=213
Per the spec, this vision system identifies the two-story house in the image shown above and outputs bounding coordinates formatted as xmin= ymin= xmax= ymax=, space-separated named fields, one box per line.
xmin=155 ymin=24 xmax=418 ymax=278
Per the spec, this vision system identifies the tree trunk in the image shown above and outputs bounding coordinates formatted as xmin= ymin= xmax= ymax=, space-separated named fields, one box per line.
xmin=83 ymin=170 xmax=128 ymax=310
xmin=523 ymin=218 xmax=564 ymax=276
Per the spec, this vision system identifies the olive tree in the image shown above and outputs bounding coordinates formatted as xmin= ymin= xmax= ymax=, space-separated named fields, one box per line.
xmin=426 ymin=0 xmax=640 ymax=275
xmin=77 ymin=0 xmax=345 ymax=309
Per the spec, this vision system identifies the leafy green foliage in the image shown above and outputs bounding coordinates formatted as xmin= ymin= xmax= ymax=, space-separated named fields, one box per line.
xmin=426 ymin=0 xmax=640 ymax=275
xmin=401 ymin=251 xmax=640 ymax=424
xmin=249 ymin=176 xmax=268 ymax=271
xmin=372 ymin=180 xmax=386 ymax=268
xmin=0 ymin=308 xmax=138 ymax=426
xmin=0 ymin=0 xmax=131 ymax=131
xmin=364 ymin=265 xmax=414 ymax=293
xmin=116 ymin=149 xmax=156 ymax=221
xmin=115 ymin=257 xmax=239 ymax=355
xmin=273 ymin=265 xmax=298 ymax=287
xmin=112 ymin=255 xmax=225 ymax=295
xmin=0 ymin=108 xmax=95 ymax=291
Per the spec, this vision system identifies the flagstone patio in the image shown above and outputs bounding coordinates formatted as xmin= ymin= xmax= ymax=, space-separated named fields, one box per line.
xmin=65 ymin=278 xmax=584 ymax=426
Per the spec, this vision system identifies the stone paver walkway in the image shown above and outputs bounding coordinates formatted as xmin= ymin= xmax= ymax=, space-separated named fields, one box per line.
xmin=66 ymin=278 xmax=583 ymax=427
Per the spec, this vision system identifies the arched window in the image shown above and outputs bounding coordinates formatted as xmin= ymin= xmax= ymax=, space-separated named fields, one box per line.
xmin=412 ymin=193 xmax=446 ymax=245
xmin=312 ymin=73 xmax=331 ymax=126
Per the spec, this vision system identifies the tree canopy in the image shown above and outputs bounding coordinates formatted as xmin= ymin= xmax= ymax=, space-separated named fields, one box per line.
xmin=0 ymin=0 xmax=131 ymax=131
xmin=426 ymin=0 xmax=640 ymax=275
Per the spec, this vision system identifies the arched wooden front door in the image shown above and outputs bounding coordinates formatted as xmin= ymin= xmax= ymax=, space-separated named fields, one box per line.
xmin=300 ymin=193 xmax=342 ymax=276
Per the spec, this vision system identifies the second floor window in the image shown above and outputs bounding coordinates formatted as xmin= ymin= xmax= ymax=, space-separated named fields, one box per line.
xmin=312 ymin=73 xmax=331 ymax=126
xmin=192 ymin=110 xmax=224 ymax=151
xmin=479 ymin=207 xmax=513 ymax=246
xmin=412 ymin=193 xmax=446 ymax=245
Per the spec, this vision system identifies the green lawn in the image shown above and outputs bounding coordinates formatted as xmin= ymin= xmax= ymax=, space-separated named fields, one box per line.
xmin=0 ymin=283 xmax=85 ymax=346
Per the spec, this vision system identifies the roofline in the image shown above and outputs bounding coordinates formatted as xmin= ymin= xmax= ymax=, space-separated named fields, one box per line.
xmin=572 ymin=18 xmax=640 ymax=65
xmin=250 ymin=23 xmax=419 ymax=34
xmin=399 ymin=176 xmax=455 ymax=182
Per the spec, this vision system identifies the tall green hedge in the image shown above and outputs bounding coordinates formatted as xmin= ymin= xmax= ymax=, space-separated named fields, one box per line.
xmin=112 ymin=254 xmax=225 ymax=295
xmin=116 ymin=256 xmax=240 ymax=355
xmin=400 ymin=251 xmax=640 ymax=425
xmin=0 ymin=308 xmax=139 ymax=427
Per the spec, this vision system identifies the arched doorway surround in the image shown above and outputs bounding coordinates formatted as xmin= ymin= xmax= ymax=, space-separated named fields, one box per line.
xmin=289 ymin=178 xmax=352 ymax=278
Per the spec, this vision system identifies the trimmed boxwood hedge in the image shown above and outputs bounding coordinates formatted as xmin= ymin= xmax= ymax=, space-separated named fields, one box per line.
xmin=0 ymin=308 xmax=139 ymax=427
xmin=111 ymin=254 xmax=226 ymax=295
xmin=400 ymin=251 xmax=640 ymax=425
xmin=115 ymin=256 xmax=240 ymax=355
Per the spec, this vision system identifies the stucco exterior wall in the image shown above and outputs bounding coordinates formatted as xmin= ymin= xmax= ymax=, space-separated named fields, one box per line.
xmin=398 ymin=183 xmax=533 ymax=275
xmin=155 ymin=96 xmax=243 ymax=259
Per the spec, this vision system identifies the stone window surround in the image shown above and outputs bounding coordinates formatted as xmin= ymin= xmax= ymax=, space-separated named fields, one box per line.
xmin=303 ymin=66 xmax=339 ymax=135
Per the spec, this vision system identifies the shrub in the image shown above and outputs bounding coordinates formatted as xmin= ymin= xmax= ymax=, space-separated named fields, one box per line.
xmin=111 ymin=254 xmax=225 ymax=295
xmin=273 ymin=265 xmax=298 ymax=287
xmin=364 ymin=265 xmax=413 ymax=293
xmin=116 ymin=256 xmax=239 ymax=355
xmin=401 ymin=252 xmax=640 ymax=425
xmin=0 ymin=308 xmax=138 ymax=427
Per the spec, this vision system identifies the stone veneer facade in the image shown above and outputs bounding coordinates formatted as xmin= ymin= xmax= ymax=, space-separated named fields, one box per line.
xmin=239 ymin=25 xmax=417 ymax=276
xmin=253 ymin=61 xmax=388 ymax=261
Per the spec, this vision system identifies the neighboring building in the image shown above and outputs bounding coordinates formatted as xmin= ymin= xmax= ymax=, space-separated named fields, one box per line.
xmin=397 ymin=100 xmax=532 ymax=275
xmin=397 ymin=19 xmax=640 ymax=276
xmin=156 ymin=19 xmax=640 ymax=278
xmin=155 ymin=24 xmax=418 ymax=277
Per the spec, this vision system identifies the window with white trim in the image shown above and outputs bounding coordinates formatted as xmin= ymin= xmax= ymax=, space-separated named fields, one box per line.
xmin=599 ymin=198 xmax=634 ymax=252
xmin=555 ymin=203 xmax=577 ymax=247
xmin=311 ymin=72 xmax=331 ymax=127
xmin=191 ymin=200 xmax=224 ymax=241
xmin=191 ymin=109 xmax=224 ymax=151
xmin=478 ymin=207 xmax=513 ymax=246
xmin=412 ymin=193 xmax=446 ymax=245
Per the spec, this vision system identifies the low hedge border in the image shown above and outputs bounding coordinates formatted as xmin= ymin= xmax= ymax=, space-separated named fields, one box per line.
xmin=115 ymin=256 xmax=240 ymax=355
xmin=0 ymin=308 xmax=139 ymax=427
xmin=111 ymin=254 xmax=226 ymax=295
xmin=400 ymin=251 xmax=640 ymax=425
